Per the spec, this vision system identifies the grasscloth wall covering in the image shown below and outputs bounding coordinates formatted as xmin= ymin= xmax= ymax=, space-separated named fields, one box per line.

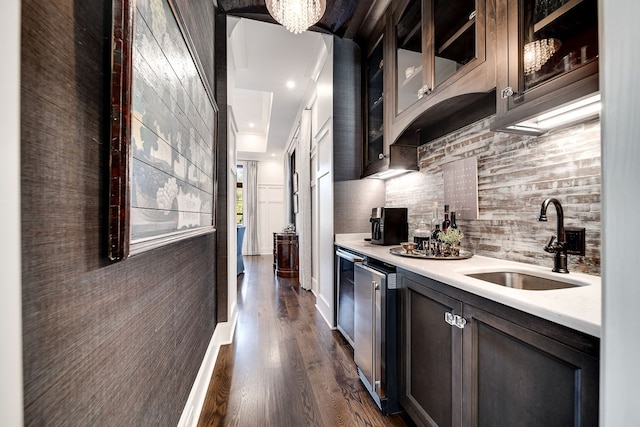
xmin=386 ymin=116 xmax=601 ymax=275
xmin=21 ymin=0 xmax=218 ymax=424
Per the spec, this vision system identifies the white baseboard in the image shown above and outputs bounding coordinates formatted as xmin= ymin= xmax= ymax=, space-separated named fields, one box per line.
xmin=315 ymin=294 xmax=335 ymax=330
xmin=177 ymin=308 xmax=238 ymax=427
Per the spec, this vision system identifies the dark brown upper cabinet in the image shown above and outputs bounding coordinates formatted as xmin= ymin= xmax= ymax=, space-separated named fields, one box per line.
xmin=492 ymin=0 xmax=599 ymax=134
xmin=387 ymin=0 xmax=497 ymax=145
xmin=365 ymin=34 xmax=385 ymax=172
xmin=362 ymin=16 xmax=420 ymax=179
xmin=361 ymin=0 xmax=496 ymax=178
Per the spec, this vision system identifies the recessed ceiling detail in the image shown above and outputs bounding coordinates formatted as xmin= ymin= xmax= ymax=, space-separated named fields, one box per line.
xmin=228 ymin=17 xmax=326 ymax=161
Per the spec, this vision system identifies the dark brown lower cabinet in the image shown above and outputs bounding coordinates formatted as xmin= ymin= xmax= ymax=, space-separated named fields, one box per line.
xmin=401 ymin=278 xmax=463 ymax=426
xmin=399 ymin=269 xmax=599 ymax=427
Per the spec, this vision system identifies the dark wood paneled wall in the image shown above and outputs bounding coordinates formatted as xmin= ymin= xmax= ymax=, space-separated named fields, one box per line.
xmin=21 ymin=0 xmax=219 ymax=424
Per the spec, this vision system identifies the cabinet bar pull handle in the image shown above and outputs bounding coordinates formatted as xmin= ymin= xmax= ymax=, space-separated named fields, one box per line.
xmin=444 ymin=312 xmax=466 ymax=329
xmin=444 ymin=312 xmax=456 ymax=325
xmin=501 ymin=86 xmax=514 ymax=98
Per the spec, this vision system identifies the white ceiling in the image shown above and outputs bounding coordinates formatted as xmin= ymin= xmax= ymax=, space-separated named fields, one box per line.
xmin=227 ymin=17 xmax=328 ymax=162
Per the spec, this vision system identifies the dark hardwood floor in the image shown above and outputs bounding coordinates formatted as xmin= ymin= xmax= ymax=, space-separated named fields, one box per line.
xmin=197 ymin=255 xmax=411 ymax=426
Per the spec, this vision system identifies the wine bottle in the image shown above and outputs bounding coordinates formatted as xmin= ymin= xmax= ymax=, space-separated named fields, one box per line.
xmin=442 ymin=205 xmax=450 ymax=232
xmin=450 ymin=211 xmax=458 ymax=229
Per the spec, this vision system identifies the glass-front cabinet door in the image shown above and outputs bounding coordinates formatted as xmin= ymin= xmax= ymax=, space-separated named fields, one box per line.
xmin=396 ymin=0 xmax=423 ymax=114
xmin=497 ymin=0 xmax=599 ymax=122
xmin=521 ymin=0 xmax=598 ymax=92
xmin=394 ymin=0 xmax=486 ymax=118
xmin=433 ymin=0 xmax=478 ymax=87
xmin=366 ymin=37 xmax=385 ymax=168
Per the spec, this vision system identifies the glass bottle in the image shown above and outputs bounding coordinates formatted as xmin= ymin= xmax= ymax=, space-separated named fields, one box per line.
xmin=414 ymin=220 xmax=430 ymax=251
xmin=442 ymin=205 xmax=450 ymax=232
xmin=431 ymin=224 xmax=441 ymax=241
xmin=431 ymin=224 xmax=441 ymax=256
xmin=430 ymin=201 xmax=439 ymax=233
xmin=450 ymin=211 xmax=458 ymax=229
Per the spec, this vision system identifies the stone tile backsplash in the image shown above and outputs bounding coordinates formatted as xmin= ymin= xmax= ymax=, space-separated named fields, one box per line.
xmin=385 ymin=116 xmax=601 ymax=275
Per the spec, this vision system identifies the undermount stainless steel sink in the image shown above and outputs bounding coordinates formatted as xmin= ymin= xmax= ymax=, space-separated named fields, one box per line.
xmin=465 ymin=271 xmax=584 ymax=291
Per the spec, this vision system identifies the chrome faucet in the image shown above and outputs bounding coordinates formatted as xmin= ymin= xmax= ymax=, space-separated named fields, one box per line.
xmin=538 ymin=198 xmax=569 ymax=273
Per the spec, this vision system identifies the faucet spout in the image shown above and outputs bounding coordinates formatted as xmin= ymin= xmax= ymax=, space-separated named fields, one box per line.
xmin=539 ymin=198 xmax=565 ymax=242
xmin=538 ymin=198 xmax=568 ymax=273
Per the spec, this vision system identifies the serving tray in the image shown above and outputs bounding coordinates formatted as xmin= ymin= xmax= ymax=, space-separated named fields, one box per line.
xmin=389 ymin=246 xmax=474 ymax=260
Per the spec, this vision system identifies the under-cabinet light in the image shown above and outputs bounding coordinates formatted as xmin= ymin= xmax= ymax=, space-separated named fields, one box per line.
xmin=515 ymin=94 xmax=601 ymax=132
xmin=505 ymin=124 xmax=544 ymax=134
xmin=370 ymin=169 xmax=411 ymax=180
xmin=536 ymin=95 xmax=601 ymax=129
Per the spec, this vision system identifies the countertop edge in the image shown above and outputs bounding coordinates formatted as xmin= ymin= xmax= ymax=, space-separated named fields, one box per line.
xmin=335 ymin=237 xmax=601 ymax=338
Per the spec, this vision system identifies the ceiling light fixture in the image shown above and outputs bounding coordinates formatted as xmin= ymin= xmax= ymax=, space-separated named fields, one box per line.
xmin=286 ymin=80 xmax=295 ymax=89
xmin=265 ymin=0 xmax=326 ymax=34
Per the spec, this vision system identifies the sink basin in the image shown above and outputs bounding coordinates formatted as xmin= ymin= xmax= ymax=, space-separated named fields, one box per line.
xmin=465 ymin=271 xmax=584 ymax=291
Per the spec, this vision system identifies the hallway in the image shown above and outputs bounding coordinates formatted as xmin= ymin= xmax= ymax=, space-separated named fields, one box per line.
xmin=197 ymin=256 xmax=410 ymax=426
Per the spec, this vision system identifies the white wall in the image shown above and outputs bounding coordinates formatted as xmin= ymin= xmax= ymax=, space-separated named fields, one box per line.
xmin=0 ymin=0 xmax=23 ymax=424
xmin=312 ymin=37 xmax=335 ymax=327
xmin=257 ymin=159 xmax=286 ymax=185
xmin=601 ymin=0 xmax=640 ymax=425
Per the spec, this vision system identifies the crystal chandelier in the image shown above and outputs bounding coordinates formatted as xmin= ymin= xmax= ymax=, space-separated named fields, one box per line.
xmin=523 ymin=38 xmax=561 ymax=75
xmin=265 ymin=0 xmax=327 ymax=34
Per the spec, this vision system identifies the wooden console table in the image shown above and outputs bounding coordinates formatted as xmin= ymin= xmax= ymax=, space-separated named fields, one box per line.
xmin=273 ymin=233 xmax=299 ymax=278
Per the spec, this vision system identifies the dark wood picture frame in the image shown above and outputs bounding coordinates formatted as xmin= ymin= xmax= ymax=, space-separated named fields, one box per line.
xmin=109 ymin=0 xmax=217 ymax=260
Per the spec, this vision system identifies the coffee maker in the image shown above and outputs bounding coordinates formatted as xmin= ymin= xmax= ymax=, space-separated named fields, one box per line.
xmin=370 ymin=207 xmax=408 ymax=245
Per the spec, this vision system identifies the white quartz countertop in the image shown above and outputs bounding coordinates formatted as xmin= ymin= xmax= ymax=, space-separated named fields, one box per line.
xmin=335 ymin=234 xmax=601 ymax=337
